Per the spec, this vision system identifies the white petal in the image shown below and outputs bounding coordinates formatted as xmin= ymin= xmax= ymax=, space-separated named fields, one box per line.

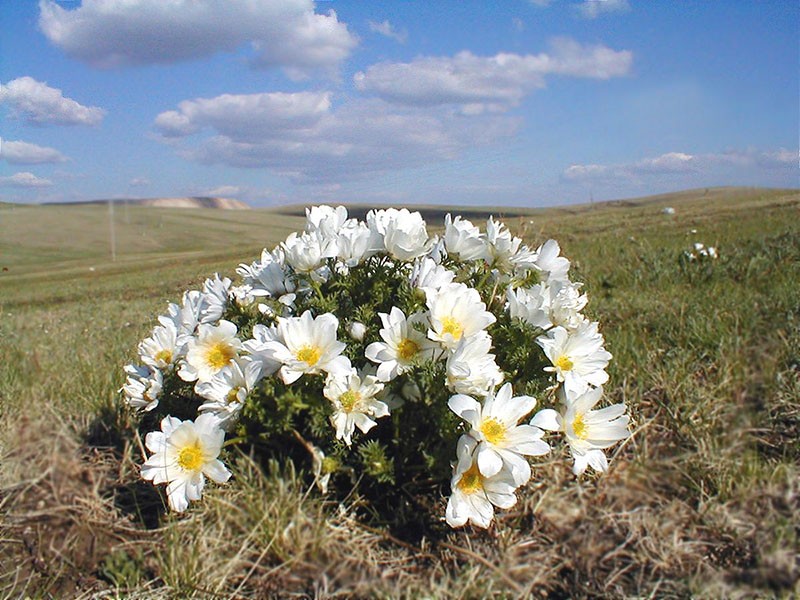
xmin=448 ymin=394 xmax=481 ymax=427
xmin=477 ymin=445 xmax=503 ymax=478
xmin=530 ymin=409 xmax=562 ymax=431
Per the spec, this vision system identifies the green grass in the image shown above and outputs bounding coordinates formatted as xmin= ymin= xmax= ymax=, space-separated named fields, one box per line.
xmin=1 ymin=188 xmax=798 ymax=598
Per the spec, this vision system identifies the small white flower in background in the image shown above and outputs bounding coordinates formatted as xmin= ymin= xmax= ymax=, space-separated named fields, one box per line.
xmin=445 ymin=435 xmax=518 ymax=529
xmin=365 ymin=307 xmax=439 ymax=381
xmin=537 ymin=321 xmax=612 ymax=397
xmin=409 ymin=256 xmax=455 ymax=292
xmin=324 ymin=370 xmax=388 ymax=446
xmin=179 ymin=319 xmax=243 ymax=384
xmin=426 ymin=282 xmax=496 ymax=350
xmin=445 ymin=331 xmax=503 ymax=397
xmin=531 ymin=386 xmax=629 ymax=475
xmin=379 ymin=208 xmax=432 ymax=261
xmin=139 ymin=320 xmax=182 ymax=370
xmin=196 ymin=358 xmax=262 ymax=430
xmin=347 ymin=321 xmax=367 ymax=342
xmin=141 ymin=413 xmax=231 ymax=512
xmin=200 ymin=274 xmax=231 ymax=324
xmin=262 ymin=311 xmax=351 ymax=384
xmin=448 ymin=382 xmax=549 ymax=485
xmin=229 ymin=284 xmax=256 ymax=307
xmin=122 ymin=364 xmax=163 ymax=411
xmin=662 ymin=206 xmax=676 ymax=215
xmin=444 ymin=214 xmax=488 ymax=261
xmin=310 ymin=444 xmax=332 ymax=494
xmin=707 ymin=246 xmax=718 ymax=259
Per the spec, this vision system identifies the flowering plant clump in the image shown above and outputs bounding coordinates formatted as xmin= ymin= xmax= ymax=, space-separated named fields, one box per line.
xmin=123 ymin=206 xmax=630 ymax=529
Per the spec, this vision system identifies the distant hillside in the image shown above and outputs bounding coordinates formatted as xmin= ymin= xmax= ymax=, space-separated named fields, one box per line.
xmin=41 ymin=197 xmax=250 ymax=210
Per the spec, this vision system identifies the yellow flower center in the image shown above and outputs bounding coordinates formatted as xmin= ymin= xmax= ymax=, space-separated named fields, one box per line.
xmin=339 ymin=390 xmax=361 ymax=412
xmin=441 ymin=316 xmax=464 ymax=340
xmin=177 ymin=444 xmax=204 ymax=472
xmin=456 ymin=462 xmax=484 ymax=494
xmin=555 ymin=355 xmax=574 ymax=371
xmin=396 ymin=338 xmax=420 ymax=361
xmin=296 ymin=345 xmax=321 ymax=366
xmin=572 ymin=414 xmax=588 ymax=439
xmin=155 ymin=349 xmax=173 ymax=365
xmin=480 ymin=418 xmax=507 ymax=444
xmin=205 ymin=342 xmax=235 ymax=370
xmin=226 ymin=388 xmax=241 ymax=404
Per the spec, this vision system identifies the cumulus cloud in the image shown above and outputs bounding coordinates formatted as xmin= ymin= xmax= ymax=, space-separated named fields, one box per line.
xmin=0 ymin=172 xmax=54 ymax=187
xmin=155 ymin=91 xmax=520 ymax=183
xmin=577 ymin=0 xmax=631 ymax=19
xmin=353 ymin=38 xmax=632 ymax=112
xmin=38 ymin=0 xmax=357 ymax=77
xmin=368 ymin=20 xmax=407 ymax=43
xmin=0 ymin=139 xmax=67 ymax=164
xmin=0 ymin=76 xmax=105 ymax=126
xmin=563 ymin=149 xmax=798 ymax=182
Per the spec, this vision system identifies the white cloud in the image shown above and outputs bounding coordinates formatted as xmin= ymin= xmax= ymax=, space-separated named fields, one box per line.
xmin=577 ymin=0 xmax=631 ymax=19
xmin=155 ymin=91 xmax=332 ymax=140
xmin=38 ymin=0 xmax=357 ymax=77
xmin=0 ymin=139 xmax=67 ymax=164
xmin=155 ymin=92 xmax=520 ymax=183
xmin=129 ymin=177 xmax=150 ymax=187
xmin=368 ymin=19 xmax=407 ymax=43
xmin=0 ymin=76 xmax=105 ymax=126
xmin=353 ymin=38 xmax=632 ymax=112
xmin=563 ymin=149 xmax=798 ymax=182
xmin=0 ymin=172 xmax=54 ymax=187
xmin=529 ymin=0 xmax=553 ymax=6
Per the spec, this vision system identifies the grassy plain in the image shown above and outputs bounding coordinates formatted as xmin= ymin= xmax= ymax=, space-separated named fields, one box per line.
xmin=0 ymin=187 xmax=798 ymax=598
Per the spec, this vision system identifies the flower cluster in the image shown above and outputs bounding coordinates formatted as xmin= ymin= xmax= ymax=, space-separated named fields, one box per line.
xmin=683 ymin=241 xmax=719 ymax=262
xmin=123 ymin=206 xmax=630 ymax=527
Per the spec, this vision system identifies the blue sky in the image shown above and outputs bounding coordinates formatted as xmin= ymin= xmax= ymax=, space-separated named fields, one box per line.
xmin=0 ymin=0 xmax=797 ymax=207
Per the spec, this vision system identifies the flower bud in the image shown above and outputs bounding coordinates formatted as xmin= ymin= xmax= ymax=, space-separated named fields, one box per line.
xmin=347 ymin=321 xmax=367 ymax=341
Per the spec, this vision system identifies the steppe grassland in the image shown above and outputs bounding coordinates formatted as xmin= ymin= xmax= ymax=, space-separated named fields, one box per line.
xmin=0 ymin=188 xmax=798 ymax=598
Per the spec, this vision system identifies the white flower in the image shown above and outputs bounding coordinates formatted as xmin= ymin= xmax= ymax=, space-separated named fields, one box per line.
xmin=200 ymin=274 xmax=231 ymax=324
xmin=179 ymin=320 xmax=243 ymax=384
xmin=335 ymin=220 xmax=372 ymax=268
xmin=324 ymin=371 xmax=388 ymax=446
xmin=533 ymin=239 xmax=571 ymax=283
xmin=122 ymin=364 xmax=162 ymax=411
xmin=230 ymin=284 xmax=256 ymax=307
xmin=162 ymin=290 xmax=204 ymax=340
xmin=141 ymin=414 xmax=231 ymax=512
xmin=282 ymin=230 xmax=336 ymax=274
xmin=485 ymin=217 xmax=535 ymax=273
xmin=242 ymin=323 xmax=283 ymax=377
xmin=365 ymin=307 xmax=440 ymax=381
xmin=548 ymin=280 xmax=588 ymax=330
xmin=409 ymin=257 xmax=455 ymax=292
xmin=445 ymin=435 xmax=517 ymax=529
xmin=537 ymin=322 xmax=612 ymax=396
xmin=426 ymin=282 xmax=496 ymax=349
xmin=262 ymin=311 xmax=351 ymax=384
xmin=531 ymin=386 xmax=629 ymax=475
xmin=448 ymin=383 xmax=549 ymax=485
xmin=506 ymin=284 xmax=551 ymax=330
xmin=139 ymin=320 xmax=183 ymax=370
xmin=347 ymin=321 xmax=367 ymax=342
xmin=368 ymin=208 xmax=431 ymax=261
xmin=306 ymin=205 xmax=348 ymax=236
xmin=196 ymin=359 xmax=262 ymax=430
xmin=444 ymin=214 xmax=488 ymax=261
xmin=445 ymin=331 xmax=503 ymax=397
xmin=238 ymin=247 xmax=295 ymax=298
